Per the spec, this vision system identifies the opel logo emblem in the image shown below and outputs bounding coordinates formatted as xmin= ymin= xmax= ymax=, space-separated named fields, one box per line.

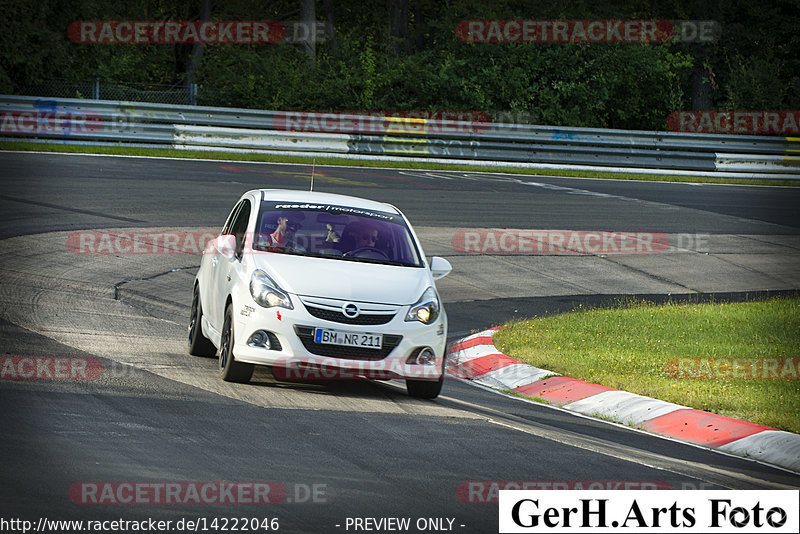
xmin=343 ymin=303 xmax=359 ymax=318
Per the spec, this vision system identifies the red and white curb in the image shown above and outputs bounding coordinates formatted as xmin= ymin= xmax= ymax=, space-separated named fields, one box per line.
xmin=446 ymin=328 xmax=800 ymax=474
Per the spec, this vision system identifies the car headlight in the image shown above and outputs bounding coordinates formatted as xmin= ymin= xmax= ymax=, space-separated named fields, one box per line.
xmin=250 ymin=270 xmax=293 ymax=309
xmin=405 ymin=287 xmax=440 ymax=324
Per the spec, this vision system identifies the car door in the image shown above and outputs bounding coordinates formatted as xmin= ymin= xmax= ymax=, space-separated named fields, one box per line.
xmin=209 ymin=198 xmax=252 ymax=329
xmin=203 ymin=199 xmax=243 ymax=331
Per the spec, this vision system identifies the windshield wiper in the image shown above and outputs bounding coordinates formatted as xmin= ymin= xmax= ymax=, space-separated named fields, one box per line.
xmin=337 ymin=256 xmax=419 ymax=267
xmin=254 ymin=245 xmax=305 ymax=255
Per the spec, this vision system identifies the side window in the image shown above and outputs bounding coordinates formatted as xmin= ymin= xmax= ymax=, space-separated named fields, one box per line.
xmin=222 ymin=202 xmax=243 ymax=235
xmin=230 ymin=200 xmax=252 ymax=256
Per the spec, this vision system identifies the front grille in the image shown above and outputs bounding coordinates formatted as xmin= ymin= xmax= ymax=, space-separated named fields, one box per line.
xmin=304 ymin=304 xmax=395 ymax=326
xmin=294 ymin=326 xmax=402 ymax=360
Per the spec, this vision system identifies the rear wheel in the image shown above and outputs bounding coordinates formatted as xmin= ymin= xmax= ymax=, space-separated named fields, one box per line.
xmin=219 ymin=303 xmax=254 ymax=383
xmin=406 ymin=375 xmax=444 ymax=399
xmin=188 ymin=285 xmax=216 ymax=357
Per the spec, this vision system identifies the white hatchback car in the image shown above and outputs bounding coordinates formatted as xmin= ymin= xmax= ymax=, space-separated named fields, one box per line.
xmin=189 ymin=189 xmax=452 ymax=398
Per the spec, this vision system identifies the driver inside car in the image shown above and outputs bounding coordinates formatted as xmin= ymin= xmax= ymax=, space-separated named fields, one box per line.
xmin=338 ymin=221 xmax=380 ymax=255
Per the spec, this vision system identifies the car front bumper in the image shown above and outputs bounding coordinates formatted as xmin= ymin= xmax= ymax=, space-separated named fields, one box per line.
xmin=229 ymin=298 xmax=447 ymax=381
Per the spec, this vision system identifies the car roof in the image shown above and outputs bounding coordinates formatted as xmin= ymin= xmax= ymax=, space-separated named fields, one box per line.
xmin=250 ymin=189 xmax=400 ymax=215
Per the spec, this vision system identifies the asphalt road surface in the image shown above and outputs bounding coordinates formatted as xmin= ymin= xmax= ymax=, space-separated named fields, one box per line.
xmin=1 ymin=152 xmax=798 ymax=533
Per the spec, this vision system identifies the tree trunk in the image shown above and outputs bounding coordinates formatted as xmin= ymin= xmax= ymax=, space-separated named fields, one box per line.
xmin=688 ymin=3 xmax=717 ymax=110
xmin=323 ymin=0 xmax=337 ymax=50
xmin=387 ymin=0 xmax=409 ymax=55
xmin=176 ymin=0 xmax=210 ymax=90
xmin=301 ymin=0 xmax=316 ymax=65
xmin=690 ymin=59 xmax=714 ymax=111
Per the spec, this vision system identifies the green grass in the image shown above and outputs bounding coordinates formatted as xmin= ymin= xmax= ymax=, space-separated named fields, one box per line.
xmin=2 ymin=141 xmax=797 ymax=187
xmin=503 ymin=389 xmax=550 ymax=404
xmin=493 ymin=296 xmax=800 ymax=433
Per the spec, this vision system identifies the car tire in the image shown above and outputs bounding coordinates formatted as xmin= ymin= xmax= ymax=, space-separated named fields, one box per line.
xmin=188 ymin=285 xmax=217 ymax=357
xmin=406 ymin=375 xmax=443 ymax=399
xmin=219 ymin=303 xmax=254 ymax=383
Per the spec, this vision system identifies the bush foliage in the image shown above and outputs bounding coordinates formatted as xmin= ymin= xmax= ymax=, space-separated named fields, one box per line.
xmin=1 ymin=0 xmax=797 ymax=131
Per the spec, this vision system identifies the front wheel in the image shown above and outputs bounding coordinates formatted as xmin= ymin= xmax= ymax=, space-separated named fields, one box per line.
xmin=188 ymin=285 xmax=216 ymax=357
xmin=406 ymin=376 xmax=444 ymax=399
xmin=219 ymin=304 xmax=254 ymax=383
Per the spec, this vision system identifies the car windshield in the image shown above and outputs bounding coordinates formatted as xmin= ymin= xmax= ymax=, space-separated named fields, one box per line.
xmin=253 ymin=201 xmax=423 ymax=267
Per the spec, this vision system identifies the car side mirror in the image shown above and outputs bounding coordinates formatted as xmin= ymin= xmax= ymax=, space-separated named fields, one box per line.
xmin=429 ymin=256 xmax=452 ymax=280
xmin=217 ymin=234 xmax=237 ymax=260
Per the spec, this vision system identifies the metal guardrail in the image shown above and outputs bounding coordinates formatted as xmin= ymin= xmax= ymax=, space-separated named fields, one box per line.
xmin=1 ymin=95 xmax=797 ymax=177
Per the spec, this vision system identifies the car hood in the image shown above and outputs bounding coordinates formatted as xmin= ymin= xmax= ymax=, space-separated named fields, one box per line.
xmin=251 ymin=253 xmax=430 ymax=305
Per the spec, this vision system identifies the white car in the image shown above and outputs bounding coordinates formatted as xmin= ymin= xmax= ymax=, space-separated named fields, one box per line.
xmin=189 ymin=189 xmax=452 ymax=398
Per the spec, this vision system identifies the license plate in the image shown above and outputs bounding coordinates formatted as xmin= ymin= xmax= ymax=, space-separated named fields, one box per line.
xmin=313 ymin=328 xmax=383 ymax=350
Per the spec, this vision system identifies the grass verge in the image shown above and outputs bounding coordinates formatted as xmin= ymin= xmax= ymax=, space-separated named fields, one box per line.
xmin=492 ymin=296 xmax=800 ymax=433
xmin=1 ymin=141 xmax=797 ymax=187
